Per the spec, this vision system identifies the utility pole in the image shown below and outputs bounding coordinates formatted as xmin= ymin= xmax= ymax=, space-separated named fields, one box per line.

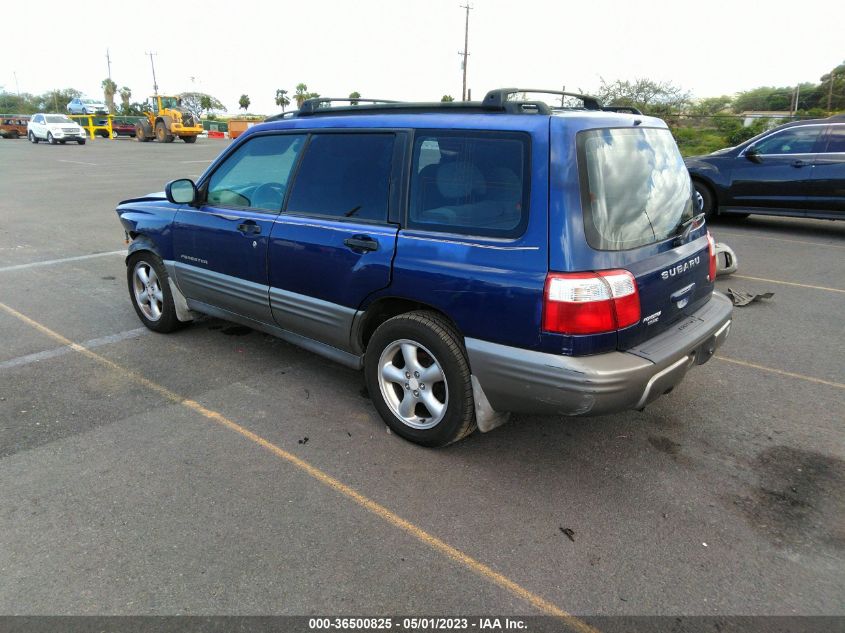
xmin=13 ymin=71 xmax=19 ymax=96
xmin=146 ymin=51 xmax=159 ymax=96
xmin=560 ymin=85 xmax=566 ymax=107
xmin=458 ymin=4 xmax=472 ymax=101
xmin=106 ymin=48 xmax=112 ymax=81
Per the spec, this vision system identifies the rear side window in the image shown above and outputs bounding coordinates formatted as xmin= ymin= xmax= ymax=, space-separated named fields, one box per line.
xmin=823 ymin=126 xmax=845 ymax=153
xmin=408 ymin=131 xmax=529 ymax=237
xmin=285 ymin=133 xmax=394 ymax=222
xmin=578 ymin=127 xmax=693 ymax=251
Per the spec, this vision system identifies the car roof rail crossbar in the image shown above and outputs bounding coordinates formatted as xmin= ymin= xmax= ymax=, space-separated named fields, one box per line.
xmin=288 ymin=101 xmax=502 ymax=118
xmin=482 ymin=88 xmax=602 ymax=111
xmin=602 ymin=105 xmax=643 ymax=115
xmin=298 ymin=97 xmax=400 ymax=115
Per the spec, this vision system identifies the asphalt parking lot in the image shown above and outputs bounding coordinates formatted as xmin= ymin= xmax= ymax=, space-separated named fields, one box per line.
xmin=0 ymin=137 xmax=843 ymax=626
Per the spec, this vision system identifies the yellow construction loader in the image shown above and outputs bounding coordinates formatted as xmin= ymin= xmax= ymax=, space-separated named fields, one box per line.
xmin=135 ymin=95 xmax=203 ymax=143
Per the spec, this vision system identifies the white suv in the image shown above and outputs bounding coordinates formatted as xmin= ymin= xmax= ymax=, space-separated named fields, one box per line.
xmin=27 ymin=114 xmax=88 ymax=145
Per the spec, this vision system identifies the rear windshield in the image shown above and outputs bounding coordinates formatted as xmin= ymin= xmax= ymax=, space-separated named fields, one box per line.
xmin=578 ymin=127 xmax=693 ymax=251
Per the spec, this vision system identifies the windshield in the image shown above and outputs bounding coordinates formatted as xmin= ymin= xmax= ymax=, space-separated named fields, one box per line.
xmin=159 ymin=97 xmax=179 ymax=109
xmin=578 ymin=127 xmax=693 ymax=251
xmin=46 ymin=115 xmax=74 ymax=124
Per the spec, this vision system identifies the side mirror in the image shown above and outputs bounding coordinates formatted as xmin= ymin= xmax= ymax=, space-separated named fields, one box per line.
xmin=745 ymin=147 xmax=763 ymax=163
xmin=165 ymin=179 xmax=197 ymax=205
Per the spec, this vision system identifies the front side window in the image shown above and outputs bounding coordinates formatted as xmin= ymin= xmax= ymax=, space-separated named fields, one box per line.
xmin=408 ymin=131 xmax=529 ymax=237
xmin=207 ymin=134 xmax=306 ymax=212
xmin=578 ymin=127 xmax=693 ymax=251
xmin=752 ymin=126 xmax=822 ymax=155
xmin=285 ymin=133 xmax=395 ymax=222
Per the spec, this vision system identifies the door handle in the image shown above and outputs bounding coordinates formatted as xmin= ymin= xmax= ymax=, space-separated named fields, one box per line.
xmin=237 ymin=221 xmax=261 ymax=235
xmin=791 ymin=160 xmax=809 ymax=168
xmin=344 ymin=236 xmax=379 ymax=252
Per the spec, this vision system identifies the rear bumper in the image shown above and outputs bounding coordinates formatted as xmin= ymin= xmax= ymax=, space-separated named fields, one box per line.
xmin=466 ymin=292 xmax=733 ymax=418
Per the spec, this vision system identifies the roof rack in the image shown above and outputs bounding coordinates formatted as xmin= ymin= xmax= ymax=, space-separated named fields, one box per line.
xmin=298 ymin=97 xmax=400 ymax=114
xmin=482 ymin=88 xmax=602 ymax=112
xmin=264 ymin=88 xmax=633 ymax=119
xmin=601 ymin=105 xmax=643 ymax=115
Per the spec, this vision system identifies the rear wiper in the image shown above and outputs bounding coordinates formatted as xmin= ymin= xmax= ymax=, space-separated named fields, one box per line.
xmin=344 ymin=205 xmax=362 ymax=217
xmin=672 ymin=213 xmax=706 ymax=247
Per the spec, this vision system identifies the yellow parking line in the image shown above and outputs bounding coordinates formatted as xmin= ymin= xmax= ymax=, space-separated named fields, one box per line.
xmin=0 ymin=300 xmax=598 ymax=633
xmin=714 ymin=230 xmax=845 ymax=250
xmin=715 ymin=355 xmax=845 ymax=390
xmin=730 ymin=274 xmax=845 ymax=294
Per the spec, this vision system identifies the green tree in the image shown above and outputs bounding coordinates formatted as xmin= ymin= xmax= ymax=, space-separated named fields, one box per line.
xmin=294 ymin=83 xmax=309 ymax=108
xmin=102 ymin=78 xmax=117 ymax=114
xmin=349 ymin=91 xmax=361 ymax=106
xmin=689 ymin=95 xmax=732 ymax=117
xmin=731 ymin=86 xmax=793 ymax=113
xmin=596 ymin=78 xmax=691 ymax=115
xmin=819 ymin=62 xmax=845 ymax=111
xmin=0 ymin=91 xmax=40 ymax=114
xmin=239 ymin=94 xmax=251 ymax=112
xmin=179 ymin=92 xmax=226 ymax=115
xmin=118 ymin=86 xmax=132 ymax=114
xmin=293 ymin=83 xmax=320 ymax=108
xmin=275 ymin=89 xmax=290 ymax=111
xmin=40 ymin=88 xmax=82 ymax=113
xmin=441 ymin=95 xmax=455 ymax=102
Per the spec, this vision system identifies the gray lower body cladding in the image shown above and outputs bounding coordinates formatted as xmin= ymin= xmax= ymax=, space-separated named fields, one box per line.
xmin=465 ymin=292 xmax=733 ymax=417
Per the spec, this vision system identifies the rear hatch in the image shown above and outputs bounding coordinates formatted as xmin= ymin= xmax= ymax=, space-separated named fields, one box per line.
xmin=551 ymin=121 xmax=714 ymax=351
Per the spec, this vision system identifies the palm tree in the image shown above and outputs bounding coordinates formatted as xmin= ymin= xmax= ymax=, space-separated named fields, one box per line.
xmin=118 ymin=86 xmax=132 ymax=114
xmin=275 ymin=89 xmax=290 ymax=112
xmin=294 ymin=83 xmax=309 ymax=108
xmin=102 ymin=78 xmax=118 ymax=113
xmin=349 ymin=91 xmax=361 ymax=106
xmin=239 ymin=94 xmax=250 ymax=112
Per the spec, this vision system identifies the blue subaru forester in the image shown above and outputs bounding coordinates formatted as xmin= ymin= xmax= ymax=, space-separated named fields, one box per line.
xmin=116 ymin=89 xmax=733 ymax=447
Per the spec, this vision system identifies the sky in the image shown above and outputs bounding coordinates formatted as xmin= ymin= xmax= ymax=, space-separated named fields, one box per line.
xmin=1 ymin=0 xmax=842 ymax=115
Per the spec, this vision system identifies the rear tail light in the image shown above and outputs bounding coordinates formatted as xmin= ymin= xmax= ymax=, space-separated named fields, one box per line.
xmin=543 ymin=269 xmax=640 ymax=335
xmin=707 ymin=231 xmax=717 ymax=282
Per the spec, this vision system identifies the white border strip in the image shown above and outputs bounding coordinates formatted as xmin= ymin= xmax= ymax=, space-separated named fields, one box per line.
xmin=0 ymin=250 xmax=125 ymax=273
xmin=0 ymin=327 xmax=149 ymax=371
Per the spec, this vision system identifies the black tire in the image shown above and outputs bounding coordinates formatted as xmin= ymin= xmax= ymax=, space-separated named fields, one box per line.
xmin=29 ymin=131 xmax=38 ymax=143
xmin=77 ymin=139 xmax=86 ymax=145
xmin=693 ymin=180 xmax=716 ymax=221
xmin=182 ymin=135 xmax=197 ymax=143
xmin=60 ymin=140 xmax=66 ymax=144
xmin=126 ymin=252 xmax=182 ymax=333
xmin=135 ymin=124 xmax=147 ymax=142
xmin=47 ymin=132 xmax=56 ymax=145
xmin=364 ymin=311 xmax=476 ymax=447
xmin=156 ymin=121 xmax=174 ymax=143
